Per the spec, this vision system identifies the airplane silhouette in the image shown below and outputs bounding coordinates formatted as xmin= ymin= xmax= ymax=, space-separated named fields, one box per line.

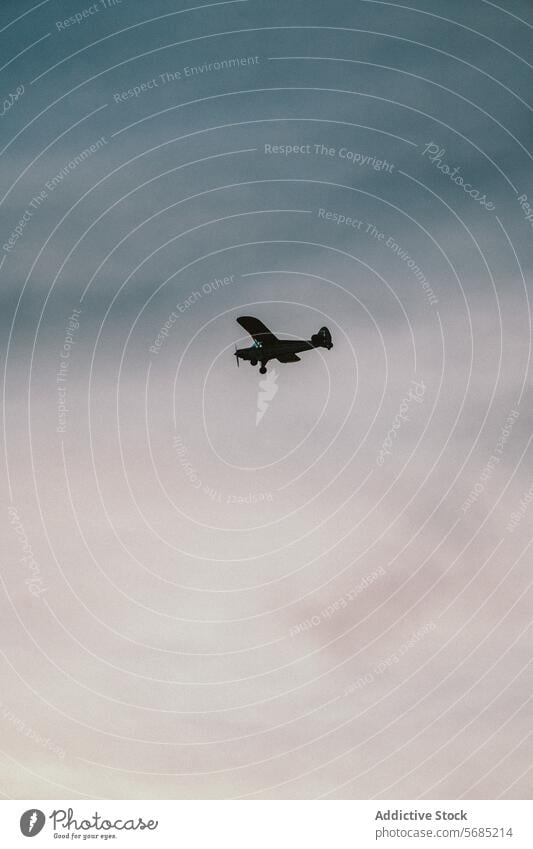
xmin=234 ymin=316 xmax=333 ymax=374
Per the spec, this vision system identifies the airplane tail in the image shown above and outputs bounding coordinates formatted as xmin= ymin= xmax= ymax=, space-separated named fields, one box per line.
xmin=311 ymin=326 xmax=333 ymax=349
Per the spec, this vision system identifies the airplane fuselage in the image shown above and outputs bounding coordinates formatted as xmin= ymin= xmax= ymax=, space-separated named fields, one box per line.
xmin=236 ymin=339 xmax=317 ymax=362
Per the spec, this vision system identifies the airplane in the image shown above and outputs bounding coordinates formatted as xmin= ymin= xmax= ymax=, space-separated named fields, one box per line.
xmin=234 ymin=316 xmax=333 ymax=374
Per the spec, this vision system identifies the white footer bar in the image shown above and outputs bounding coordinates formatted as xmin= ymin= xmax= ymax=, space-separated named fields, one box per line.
xmin=2 ymin=800 xmax=531 ymax=847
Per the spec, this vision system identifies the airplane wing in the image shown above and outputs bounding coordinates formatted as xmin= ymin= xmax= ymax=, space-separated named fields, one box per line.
xmin=237 ymin=316 xmax=279 ymax=345
xmin=277 ymin=353 xmax=301 ymax=362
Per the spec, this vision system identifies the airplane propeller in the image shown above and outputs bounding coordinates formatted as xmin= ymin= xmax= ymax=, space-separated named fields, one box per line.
xmin=234 ymin=344 xmax=240 ymax=367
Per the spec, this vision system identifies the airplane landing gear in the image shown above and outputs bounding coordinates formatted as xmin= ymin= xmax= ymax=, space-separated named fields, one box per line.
xmin=259 ymin=363 xmax=267 ymax=374
xmin=250 ymin=359 xmax=257 ymax=367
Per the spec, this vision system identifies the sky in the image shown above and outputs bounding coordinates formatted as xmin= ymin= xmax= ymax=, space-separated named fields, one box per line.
xmin=1 ymin=0 xmax=533 ymax=799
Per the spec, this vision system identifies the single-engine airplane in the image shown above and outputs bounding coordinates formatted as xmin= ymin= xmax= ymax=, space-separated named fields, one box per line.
xmin=234 ymin=316 xmax=333 ymax=374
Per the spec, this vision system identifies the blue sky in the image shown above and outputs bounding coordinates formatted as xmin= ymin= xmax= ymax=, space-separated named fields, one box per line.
xmin=1 ymin=0 xmax=532 ymax=799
